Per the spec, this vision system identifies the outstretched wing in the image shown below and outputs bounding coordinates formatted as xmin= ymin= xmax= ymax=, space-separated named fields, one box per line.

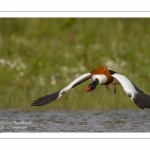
xmin=111 ymin=73 xmax=150 ymax=109
xmin=31 ymin=73 xmax=91 ymax=106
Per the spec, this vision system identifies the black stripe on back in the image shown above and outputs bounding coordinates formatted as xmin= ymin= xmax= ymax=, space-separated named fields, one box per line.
xmin=133 ymin=92 xmax=150 ymax=109
xmin=108 ymin=69 xmax=117 ymax=75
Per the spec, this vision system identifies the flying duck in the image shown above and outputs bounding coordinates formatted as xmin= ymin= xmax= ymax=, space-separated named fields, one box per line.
xmin=31 ymin=66 xmax=150 ymax=109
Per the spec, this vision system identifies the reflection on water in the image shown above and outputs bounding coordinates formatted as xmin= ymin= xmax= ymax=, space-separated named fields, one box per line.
xmin=0 ymin=109 xmax=150 ymax=132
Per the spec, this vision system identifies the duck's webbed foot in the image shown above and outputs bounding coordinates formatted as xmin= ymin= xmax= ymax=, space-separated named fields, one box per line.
xmin=105 ymin=85 xmax=110 ymax=90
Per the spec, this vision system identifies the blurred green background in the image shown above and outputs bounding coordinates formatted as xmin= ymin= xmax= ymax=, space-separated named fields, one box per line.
xmin=0 ymin=18 xmax=150 ymax=111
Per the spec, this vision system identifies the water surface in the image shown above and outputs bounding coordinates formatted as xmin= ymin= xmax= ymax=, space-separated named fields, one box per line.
xmin=0 ymin=109 xmax=150 ymax=132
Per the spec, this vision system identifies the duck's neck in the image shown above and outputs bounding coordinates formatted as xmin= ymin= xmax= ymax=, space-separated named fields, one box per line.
xmin=92 ymin=78 xmax=99 ymax=87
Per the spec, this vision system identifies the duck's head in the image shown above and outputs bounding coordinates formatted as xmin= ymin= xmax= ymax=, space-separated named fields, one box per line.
xmin=86 ymin=78 xmax=99 ymax=92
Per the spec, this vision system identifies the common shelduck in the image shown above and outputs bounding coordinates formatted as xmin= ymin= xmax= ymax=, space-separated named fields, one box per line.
xmin=31 ymin=66 xmax=150 ymax=109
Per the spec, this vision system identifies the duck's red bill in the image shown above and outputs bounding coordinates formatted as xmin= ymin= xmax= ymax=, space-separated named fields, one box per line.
xmin=86 ymin=85 xmax=91 ymax=93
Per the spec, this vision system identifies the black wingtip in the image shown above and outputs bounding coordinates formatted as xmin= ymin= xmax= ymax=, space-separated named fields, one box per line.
xmin=31 ymin=91 xmax=60 ymax=106
xmin=133 ymin=92 xmax=150 ymax=109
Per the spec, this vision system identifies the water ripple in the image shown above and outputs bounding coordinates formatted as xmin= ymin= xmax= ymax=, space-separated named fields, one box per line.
xmin=0 ymin=109 xmax=150 ymax=132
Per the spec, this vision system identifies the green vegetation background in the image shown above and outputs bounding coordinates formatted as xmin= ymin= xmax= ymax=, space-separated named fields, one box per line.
xmin=0 ymin=18 xmax=150 ymax=111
